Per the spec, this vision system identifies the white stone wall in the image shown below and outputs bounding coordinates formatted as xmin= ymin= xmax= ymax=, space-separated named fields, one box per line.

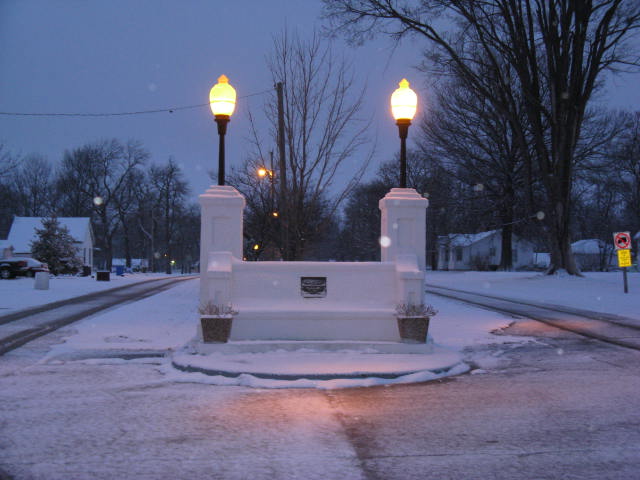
xmin=199 ymin=186 xmax=428 ymax=342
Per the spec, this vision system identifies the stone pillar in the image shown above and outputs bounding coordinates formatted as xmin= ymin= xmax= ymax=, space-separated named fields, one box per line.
xmin=199 ymin=185 xmax=245 ymax=263
xmin=379 ymin=188 xmax=429 ymax=271
xmin=199 ymin=185 xmax=245 ymax=306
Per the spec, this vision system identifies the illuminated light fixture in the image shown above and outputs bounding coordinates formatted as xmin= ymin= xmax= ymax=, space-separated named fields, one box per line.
xmin=391 ymin=78 xmax=417 ymax=121
xmin=257 ymin=167 xmax=274 ymax=178
xmin=272 ymin=211 xmax=279 ymax=218
xmin=209 ymin=74 xmax=236 ymax=117
xmin=253 ymin=244 xmax=260 ymax=251
xmin=390 ymin=78 xmax=418 ymax=188
xmin=209 ymin=75 xmax=237 ymax=185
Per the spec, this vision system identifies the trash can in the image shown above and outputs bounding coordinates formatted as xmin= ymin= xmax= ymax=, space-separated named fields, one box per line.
xmin=34 ymin=271 xmax=49 ymax=290
xmin=96 ymin=271 xmax=110 ymax=281
xmin=115 ymin=265 xmax=125 ymax=276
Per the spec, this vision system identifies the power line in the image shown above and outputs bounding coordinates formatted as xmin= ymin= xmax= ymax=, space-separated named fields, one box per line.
xmin=0 ymin=88 xmax=272 ymax=118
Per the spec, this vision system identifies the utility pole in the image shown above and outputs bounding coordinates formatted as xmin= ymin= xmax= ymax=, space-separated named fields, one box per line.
xmin=276 ymin=82 xmax=288 ymax=260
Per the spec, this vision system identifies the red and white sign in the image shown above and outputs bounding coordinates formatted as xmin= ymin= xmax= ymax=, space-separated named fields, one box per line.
xmin=613 ymin=231 xmax=632 ymax=250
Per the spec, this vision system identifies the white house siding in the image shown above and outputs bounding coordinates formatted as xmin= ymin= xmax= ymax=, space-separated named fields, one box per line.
xmin=5 ymin=217 xmax=94 ymax=267
xmin=438 ymin=230 xmax=534 ymax=271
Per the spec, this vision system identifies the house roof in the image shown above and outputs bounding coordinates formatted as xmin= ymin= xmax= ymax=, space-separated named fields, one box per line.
xmin=440 ymin=230 xmax=499 ymax=247
xmin=439 ymin=229 xmax=535 ymax=248
xmin=6 ymin=217 xmax=91 ymax=253
xmin=571 ymin=239 xmax=612 ymax=254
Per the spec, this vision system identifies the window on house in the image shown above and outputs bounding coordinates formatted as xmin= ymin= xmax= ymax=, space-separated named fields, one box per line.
xmin=489 ymin=247 xmax=496 ymax=257
xmin=456 ymin=247 xmax=463 ymax=262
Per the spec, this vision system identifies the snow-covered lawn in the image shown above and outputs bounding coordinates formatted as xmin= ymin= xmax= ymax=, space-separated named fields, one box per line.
xmin=426 ymin=270 xmax=640 ymax=321
xmin=0 ymin=273 xmax=180 ymax=314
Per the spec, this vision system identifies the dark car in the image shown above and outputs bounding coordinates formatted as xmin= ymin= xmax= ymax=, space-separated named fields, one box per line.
xmin=0 ymin=257 xmax=49 ymax=279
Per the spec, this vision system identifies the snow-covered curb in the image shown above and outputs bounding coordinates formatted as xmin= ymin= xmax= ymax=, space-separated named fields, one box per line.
xmin=162 ymin=355 xmax=470 ymax=390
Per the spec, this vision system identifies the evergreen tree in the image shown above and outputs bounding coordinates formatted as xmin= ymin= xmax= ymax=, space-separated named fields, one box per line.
xmin=30 ymin=217 xmax=82 ymax=275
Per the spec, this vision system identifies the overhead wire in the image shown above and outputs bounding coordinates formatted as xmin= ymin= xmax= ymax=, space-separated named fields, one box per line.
xmin=0 ymin=88 xmax=272 ymax=118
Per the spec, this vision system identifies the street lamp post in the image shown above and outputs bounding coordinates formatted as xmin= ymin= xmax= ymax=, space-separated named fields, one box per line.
xmin=391 ymin=78 xmax=418 ymax=188
xmin=209 ymin=75 xmax=237 ymax=186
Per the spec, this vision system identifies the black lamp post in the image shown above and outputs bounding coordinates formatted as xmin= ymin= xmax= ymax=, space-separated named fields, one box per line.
xmin=391 ymin=79 xmax=418 ymax=188
xmin=209 ymin=75 xmax=237 ymax=186
xmin=214 ymin=115 xmax=229 ymax=185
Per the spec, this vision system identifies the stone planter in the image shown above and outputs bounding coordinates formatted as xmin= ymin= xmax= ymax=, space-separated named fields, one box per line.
xmin=200 ymin=315 xmax=233 ymax=343
xmin=397 ymin=316 xmax=430 ymax=343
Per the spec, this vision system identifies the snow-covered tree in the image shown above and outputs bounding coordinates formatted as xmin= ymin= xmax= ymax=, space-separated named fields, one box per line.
xmin=30 ymin=217 xmax=82 ymax=275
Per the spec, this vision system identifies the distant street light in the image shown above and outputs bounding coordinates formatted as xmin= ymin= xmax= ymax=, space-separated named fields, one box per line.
xmin=391 ymin=78 xmax=418 ymax=188
xmin=209 ymin=75 xmax=237 ymax=186
xmin=257 ymin=159 xmax=277 ymax=218
xmin=257 ymin=167 xmax=274 ymax=179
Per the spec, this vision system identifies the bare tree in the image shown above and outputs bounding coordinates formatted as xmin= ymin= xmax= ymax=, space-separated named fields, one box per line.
xmin=58 ymin=139 xmax=146 ymax=269
xmin=239 ymin=28 xmax=373 ymax=260
xmin=12 ymin=154 xmax=55 ymax=217
xmin=0 ymin=144 xmax=21 ymax=237
xmin=612 ymin=111 xmax=640 ymax=234
xmin=0 ymin=143 xmax=19 ymax=180
xmin=325 ymin=0 xmax=640 ymax=274
xmin=421 ymin=68 xmax=533 ymax=270
xmin=149 ymin=158 xmax=189 ymax=273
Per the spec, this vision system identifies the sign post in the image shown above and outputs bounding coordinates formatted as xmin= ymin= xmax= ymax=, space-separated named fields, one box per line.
xmin=613 ymin=232 xmax=632 ymax=294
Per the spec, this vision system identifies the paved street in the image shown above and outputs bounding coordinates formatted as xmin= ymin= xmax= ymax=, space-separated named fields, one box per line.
xmin=1 ymin=318 xmax=639 ymax=479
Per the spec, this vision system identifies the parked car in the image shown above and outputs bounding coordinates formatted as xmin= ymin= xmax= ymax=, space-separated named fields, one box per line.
xmin=0 ymin=257 xmax=49 ymax=279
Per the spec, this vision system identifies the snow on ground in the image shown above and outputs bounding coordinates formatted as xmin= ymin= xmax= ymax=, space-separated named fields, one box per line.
xmin=0 ymin=272 xmax=176 ymax=313
xmin=8 ymin=270 xmax=635 ymax=389
xmin=426 ymin=270 xmax=640 ymax=322
xmin=36 ymin=274 xmax=533 ymax=389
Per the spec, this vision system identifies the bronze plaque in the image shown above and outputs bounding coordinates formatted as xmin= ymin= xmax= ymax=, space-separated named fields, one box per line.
xmin=301 ymin=277 xmax=327 ymax=298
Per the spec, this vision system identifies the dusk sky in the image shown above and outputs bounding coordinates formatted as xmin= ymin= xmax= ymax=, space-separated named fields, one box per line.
xmin=2 ymin=0 xmax=640 ymax=201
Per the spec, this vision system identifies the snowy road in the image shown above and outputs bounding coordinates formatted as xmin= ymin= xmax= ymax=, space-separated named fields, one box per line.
xmin=425 ymin=283 xmax=640 ymax=351
xmin=1 ymin=295 xmax=640 ymax=479
xmin=1 ymin=329 xmax=639 ymax=479
xmin=0 ymin=276 xmax=196 ymax=355
xmin=1 ymin=273 xmax=640 ymax=479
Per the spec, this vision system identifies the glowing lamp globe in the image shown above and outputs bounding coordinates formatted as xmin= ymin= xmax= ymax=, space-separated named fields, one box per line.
xmin=390 ymin=78 xmax=417 ymax=121
xmin=209 ymin=75 xmax=237 ymax=117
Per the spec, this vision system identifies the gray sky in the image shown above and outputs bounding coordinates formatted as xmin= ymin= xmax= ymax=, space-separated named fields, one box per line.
xmin=2 ymin=0 xmax=639 ymax=202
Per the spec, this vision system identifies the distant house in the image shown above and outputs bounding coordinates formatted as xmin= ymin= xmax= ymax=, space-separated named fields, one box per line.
xmin=533 ymin=252 xmax=550 ymax=269
xmin=5 ymin=217 xmax=94 ymax=268
xmin=437 ymin=229 xmax=534 ymax=271
xmin=571 ymin=239 xmax=615 ymax=271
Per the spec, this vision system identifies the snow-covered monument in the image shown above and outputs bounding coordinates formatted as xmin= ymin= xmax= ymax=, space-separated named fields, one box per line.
xmin=197 ymin=75 xmax=428 ymax=344
xmin=198 ymin=185 xmax=427 ymax=342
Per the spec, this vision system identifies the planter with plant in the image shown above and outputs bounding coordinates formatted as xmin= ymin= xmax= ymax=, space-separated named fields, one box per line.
xmin=198 ymin=301 xmax=238 ymax=343
xmin=395 ymin=303 xmax=437 ymax=343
